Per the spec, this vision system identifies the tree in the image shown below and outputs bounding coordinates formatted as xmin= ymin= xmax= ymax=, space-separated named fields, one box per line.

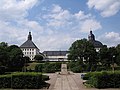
xmin=0 ymin=42 xmax=9 ymax=66
xmin=34 ymin=55 xmax=43 ymax=62
xmin=7 ymin=45 xmax=24 ymax=71
xmin=99 ymin=45 xmax=110 ymax=68
xmin=23 ymin=56 xmax=30 ymax=63
xmin=99 ymin=46 xmax=117 ymax=71
xmin=68 ymin=39 xmax=97 ymax=71
xmin=0 ymin=42 xmax=26 ymax=72
xmin=116 ymin=44 xmax=120 ymax=66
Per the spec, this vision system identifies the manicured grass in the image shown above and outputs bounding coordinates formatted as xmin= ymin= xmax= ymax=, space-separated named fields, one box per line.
xmin=26 ymin=62 xmax=40 ymax=70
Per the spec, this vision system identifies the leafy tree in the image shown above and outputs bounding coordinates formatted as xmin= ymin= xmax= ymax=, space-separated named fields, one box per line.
xmin=34 ymin=55 xmax=43 ymax=62
xmin=99 ymin=45 xmax=109 ymax=67
xmin=68 ymin=39 xmax=97 ymax=71
xmin=116 ymin=44 xmax=120 ymax=66
xmin=0 ymin=42 xmax=9 ymax=66
xmin=23 ymin=56 xmax=30 ymax=63
xmin=99 ymin=46 xmax=117 ymax=70
xmin=7 ymin=45 xmax=24 ymax=71
xmin=0 ymin=42 xmax=26 ymax=72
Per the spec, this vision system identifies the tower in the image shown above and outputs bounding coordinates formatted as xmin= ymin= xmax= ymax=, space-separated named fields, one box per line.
xmin=28 ymin=32 xmax=32 ymax=40
xmin=88 ymin=30 xmax=103 ymax=52
xmin=88 ymin=31 xmax=95 ymax=41
xmin=20 ymin=32 xmax=40 ymax=61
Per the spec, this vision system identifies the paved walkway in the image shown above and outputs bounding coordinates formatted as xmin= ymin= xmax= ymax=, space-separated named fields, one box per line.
xmin=45 ymin=73 xmax=120 ymax=90
xmin=44 ymin=64 xmax=119 ymax=90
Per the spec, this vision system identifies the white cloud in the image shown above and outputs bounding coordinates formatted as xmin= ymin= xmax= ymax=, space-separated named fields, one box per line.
xmin=98 ymin=32 xmax=120 ymax=46
xmin=74 ymin=11 xmax=92 ymax=20
xmin=80 ymin=19 xmax=102 ymax=33
xmin=35 ymin=34 xmax=77 ymax=51
xmin=0 ymin=0 xmax=38 ymax=21
xmin=0 ymin=2 xmax=102 ymax=51
xmin=42 ymin=4 xmax=101 ymax=33
xmin=87 ymin=0 xmax=120 ymax=17
xmin=0 ymin=0 xmax=43 ymax=44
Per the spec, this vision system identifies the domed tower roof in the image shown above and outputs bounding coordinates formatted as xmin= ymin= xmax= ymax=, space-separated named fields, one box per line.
xmin=88 ymin=31 xmax=103 ymax=48
xmin=93 ymin=40 xmax=103 ymax=48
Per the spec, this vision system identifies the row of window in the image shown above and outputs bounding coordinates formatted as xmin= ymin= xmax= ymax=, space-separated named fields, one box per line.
xmin=22 ymin=49 xmax=35 ymax=51
xmin=23 ymin=52 xmax=34 ymax=55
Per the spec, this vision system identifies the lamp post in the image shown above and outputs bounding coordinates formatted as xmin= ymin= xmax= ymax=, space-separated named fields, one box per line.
xmin=112 ymin=55 xmax=115 ymax=73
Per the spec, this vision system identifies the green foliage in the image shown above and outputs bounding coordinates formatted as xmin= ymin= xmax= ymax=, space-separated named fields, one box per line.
xmin=34 ymin=55 xmax=43 ymax=62
xmin=99 ymin=46 xmax=118 ymax=69
xmin=116 ymin=44 xmax=120 ymax=65
xmin=35 ymin=62 xmax=62 ymax=73
xmin=68 ymin=39 xmax=98 ymax=72
xmin=0 ymin=72 xmax=49 ymax=89
xmin=0 ymin=66 xmax=6 ymax=74
xmin=0 ymin=42 xmax=25 ymax=72
xmin=68 ymin=61 xmax=84 ymax=73
xmin=84 ymin=71 xmax=120 ymax=88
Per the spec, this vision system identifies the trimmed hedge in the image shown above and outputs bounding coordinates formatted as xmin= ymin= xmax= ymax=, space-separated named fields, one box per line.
xmin=84 ymin=71 xmax=120 ymax=89
xmin=0 ymin=72 xmax=49 ymax=89
xmin=83 ymin=72 xmax=101 ymax=80
xmin=35 ymin=62 xmax=62 ymax=73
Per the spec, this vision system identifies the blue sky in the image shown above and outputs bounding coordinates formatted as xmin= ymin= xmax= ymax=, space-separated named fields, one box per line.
xmin=0 ymin=0 xmax=120 ymax=52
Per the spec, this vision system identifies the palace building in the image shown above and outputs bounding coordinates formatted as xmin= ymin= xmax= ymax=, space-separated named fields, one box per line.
xmin=88 ymin=31 xmax=103 ymax=51
xmin=20 ymin=32 xmax=40 ymax=61
xmin=43 ymin=51 xmax=68 ymax=61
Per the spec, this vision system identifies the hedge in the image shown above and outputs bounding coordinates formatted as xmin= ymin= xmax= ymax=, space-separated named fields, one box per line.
xmin=0 ymin=72 xmax=49 ymax=89
xmin=84 ymin=71 xmax=120 ymax=89
xmin=35 ymin=62 xmax=62 ymax=73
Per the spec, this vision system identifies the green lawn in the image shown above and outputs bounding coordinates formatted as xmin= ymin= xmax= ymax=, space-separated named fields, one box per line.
xmin=26 ymin=62 xmax=40 ymax=70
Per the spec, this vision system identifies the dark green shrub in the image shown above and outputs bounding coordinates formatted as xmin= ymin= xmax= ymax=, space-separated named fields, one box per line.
xmin=0 ymin=75 xmax=11 ymax=88
xmin=35 ymin=62 xmax=62 ymax=73
xmin=0 ymin=72 xmax=49 ymax=89
xmin=83 ymin=72 xmax=101 ymax=80
xmin=86 ymin=71 xmax=120 ymax=88
xmin=68 ymin=61 xmax=83 ymax=73
xmin=0 ymin=66 xmax=6 ymax=74
xmin=35 ymin=64 xmax=43 ymax=72
xmin=70 ymin=66 xmax=82 ymax=73
xmin=12 ymin=74 xmax=42 ymax=89
xmin=42 ymin=75 xmax=49 ymax=81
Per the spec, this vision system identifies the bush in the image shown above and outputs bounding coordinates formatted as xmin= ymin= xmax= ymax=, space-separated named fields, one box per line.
xmin=85 ymin=71 xmax=120 ymax=88
xmin=0 ymin=66 xmax=6 ymax=74
xmin=82 ymin=72 xmax=101 ymax=80
xmin=35 ymin=62 xmax=62 ymax=73
xmin=70 ymin=66 xmax=82 ymax=73
xmin=68 ymin=61 xmax=83 ymax=73
xmin=0 ymin=72 xmax=49 ymax=89
xmin=0 ymin=75 xmax=11 ymax=88
xmin=42 ymin=75 xmax=49 ymax=81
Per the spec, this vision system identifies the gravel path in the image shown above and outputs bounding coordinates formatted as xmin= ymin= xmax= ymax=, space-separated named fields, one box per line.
xmin=45 ymin=73 xmax=120 ymax=90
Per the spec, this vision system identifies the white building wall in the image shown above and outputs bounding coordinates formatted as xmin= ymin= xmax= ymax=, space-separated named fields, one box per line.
xmin=45 ymin=54 xmax=68 ymax=61
xmin=21 ymin=48 xmax=38 ymax=61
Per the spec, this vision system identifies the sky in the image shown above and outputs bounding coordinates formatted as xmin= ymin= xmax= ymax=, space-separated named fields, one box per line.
xmin=0 ymin=0 xmax=120 ymax=52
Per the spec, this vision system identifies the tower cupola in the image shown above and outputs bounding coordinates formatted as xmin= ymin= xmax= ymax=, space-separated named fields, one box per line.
xmin=88 ymin=31 xmax=95 ymax=41
xmin=28 ymin=32 xmax=32 ymax=40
